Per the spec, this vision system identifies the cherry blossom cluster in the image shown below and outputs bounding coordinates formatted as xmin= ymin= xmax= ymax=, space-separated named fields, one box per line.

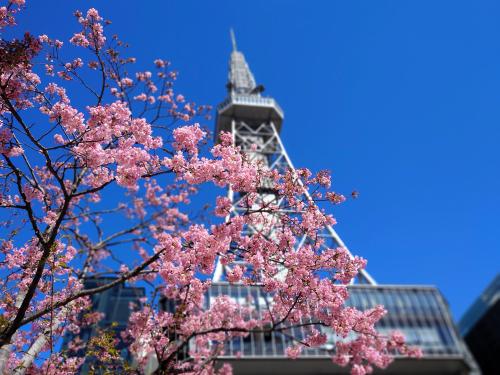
xmin=0 ymin=1 xmax=24 ymax=29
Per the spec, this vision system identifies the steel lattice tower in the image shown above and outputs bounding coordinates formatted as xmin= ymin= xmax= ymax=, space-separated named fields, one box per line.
xmin=212 ymin=30 xmax=376 ymax=285
xmin=205 ymin=32 xmax=478 ymax=375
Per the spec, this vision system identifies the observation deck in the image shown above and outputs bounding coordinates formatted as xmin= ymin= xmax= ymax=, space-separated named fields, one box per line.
xmin=215 ymin=94 xmax=284 ymax=141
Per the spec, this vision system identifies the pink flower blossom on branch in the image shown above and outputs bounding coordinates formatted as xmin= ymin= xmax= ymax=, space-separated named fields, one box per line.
xmin=0 ymin=3 xmax=421 ymax=375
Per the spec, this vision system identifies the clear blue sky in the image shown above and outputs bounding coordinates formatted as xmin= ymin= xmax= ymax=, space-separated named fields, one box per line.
xmin=16 ymin=0 xmax=500 ymax=321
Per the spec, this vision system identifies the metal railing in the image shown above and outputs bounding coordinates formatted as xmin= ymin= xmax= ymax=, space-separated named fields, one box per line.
xmin=217 ymin=94 xmax=284 ymax=118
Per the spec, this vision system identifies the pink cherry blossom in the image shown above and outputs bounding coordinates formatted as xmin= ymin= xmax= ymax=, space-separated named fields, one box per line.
xmin=172 ymin=123 xmax=206 ymax=155
xmin=215 ymin=196 xmax=232 ymax=217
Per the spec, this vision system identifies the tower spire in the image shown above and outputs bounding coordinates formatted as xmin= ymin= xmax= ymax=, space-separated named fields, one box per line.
xmin=227 ymin=30 xmax=257 ymax=95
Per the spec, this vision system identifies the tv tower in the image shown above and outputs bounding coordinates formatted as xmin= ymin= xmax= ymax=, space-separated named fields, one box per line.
xmin=212 ymin=29 xmax=376 ymax=285
xmin=206 ymin=31 xmax=478 ymax=374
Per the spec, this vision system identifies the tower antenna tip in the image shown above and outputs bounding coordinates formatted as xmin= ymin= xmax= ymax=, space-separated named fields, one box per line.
xmin=230 ymin=28 xmax=237 ymax=52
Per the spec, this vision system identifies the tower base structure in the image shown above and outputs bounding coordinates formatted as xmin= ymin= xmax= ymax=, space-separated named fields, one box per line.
xmin=206 ymin=283 xmax=477 ymax=374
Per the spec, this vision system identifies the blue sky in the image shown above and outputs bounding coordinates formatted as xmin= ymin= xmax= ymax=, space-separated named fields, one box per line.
xmin=15 ymin=0 xmax=500 ymax=321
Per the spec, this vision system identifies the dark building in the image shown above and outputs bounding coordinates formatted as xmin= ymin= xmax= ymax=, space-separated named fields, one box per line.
xmin=459 ymin=274 xmax=500 ymax=374
xmin=62 ymin=277 xmax=145 ymax=373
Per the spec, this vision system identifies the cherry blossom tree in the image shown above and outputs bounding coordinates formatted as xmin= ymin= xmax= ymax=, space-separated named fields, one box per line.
xmin=0 ymin=2 xmax=421 ymax=374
